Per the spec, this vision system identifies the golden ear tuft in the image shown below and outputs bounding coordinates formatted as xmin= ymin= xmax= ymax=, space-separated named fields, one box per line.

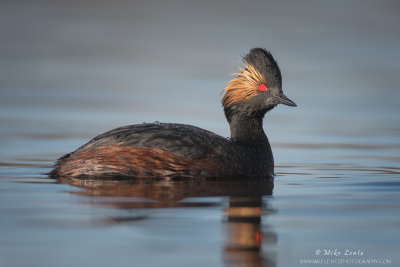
xmin=222 ymin=63 xmax=266 ymax=108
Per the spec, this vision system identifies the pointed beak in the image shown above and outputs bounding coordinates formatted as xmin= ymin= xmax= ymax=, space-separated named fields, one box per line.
xmin=274 ymin=93 xmax=297 ymax=107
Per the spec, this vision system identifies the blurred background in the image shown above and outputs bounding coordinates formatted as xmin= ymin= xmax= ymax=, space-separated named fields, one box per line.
xmin=0 ymin=1 xmax=399 ymax=267
xmin=1 ymin=0 xmax=399 ymax=163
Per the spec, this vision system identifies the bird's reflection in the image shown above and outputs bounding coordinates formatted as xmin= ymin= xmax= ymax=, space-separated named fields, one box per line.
xmin=224 ymin=196 xmax=276 ymax=267
xmin=59 ymin=177 xmax=276 ymax=266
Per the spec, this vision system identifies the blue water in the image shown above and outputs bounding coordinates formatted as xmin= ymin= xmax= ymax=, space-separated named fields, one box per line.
xmin=1 ymin=1 xmax=400 ymax=266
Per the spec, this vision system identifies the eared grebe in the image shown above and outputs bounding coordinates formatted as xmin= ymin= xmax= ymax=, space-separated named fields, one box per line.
xmin=49 ymin=48 xmax=296 ymax=180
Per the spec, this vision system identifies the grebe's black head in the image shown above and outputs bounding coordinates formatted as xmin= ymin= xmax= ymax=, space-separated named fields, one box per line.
xmin=222 ymin=48 xmax=296 ymax=122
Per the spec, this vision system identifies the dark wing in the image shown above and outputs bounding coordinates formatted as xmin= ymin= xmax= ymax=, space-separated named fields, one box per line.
xmin=73 ymin=123 xmax=233 ymax=159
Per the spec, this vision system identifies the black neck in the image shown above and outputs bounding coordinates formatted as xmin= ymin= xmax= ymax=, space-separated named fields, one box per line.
xmin=224 ymin=103 xmax=275 ymax=174
xmin=229 ymin=116 xmax=266 ymax=145
xmin=226 ymin=108 xmax=268 ymax=147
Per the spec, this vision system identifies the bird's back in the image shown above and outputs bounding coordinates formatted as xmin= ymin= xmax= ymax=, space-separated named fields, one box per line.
xmin=74 ymin=123 xmax=233 ymax=159
xmin=50 ymin=123 xmax=267 ymax=180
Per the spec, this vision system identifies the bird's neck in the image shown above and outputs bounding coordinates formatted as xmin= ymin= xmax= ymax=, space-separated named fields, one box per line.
xmin=228 ymin=114 xmax=268 ymax=147
xmin=224 ymin=104 xmax=275 ymax=175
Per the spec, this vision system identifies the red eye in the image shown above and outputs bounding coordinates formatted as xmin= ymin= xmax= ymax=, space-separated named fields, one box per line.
xmin=259 ymin=84 xmax=267 ymax=91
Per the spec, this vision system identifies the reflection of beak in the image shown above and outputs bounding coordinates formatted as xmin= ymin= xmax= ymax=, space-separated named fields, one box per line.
xmin=274 ymin=93 xmax=297 ymax=107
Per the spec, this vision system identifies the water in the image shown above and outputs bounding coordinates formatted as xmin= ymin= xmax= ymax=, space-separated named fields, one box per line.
xmin=1 ymin=1 xmax=400 ymax=266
